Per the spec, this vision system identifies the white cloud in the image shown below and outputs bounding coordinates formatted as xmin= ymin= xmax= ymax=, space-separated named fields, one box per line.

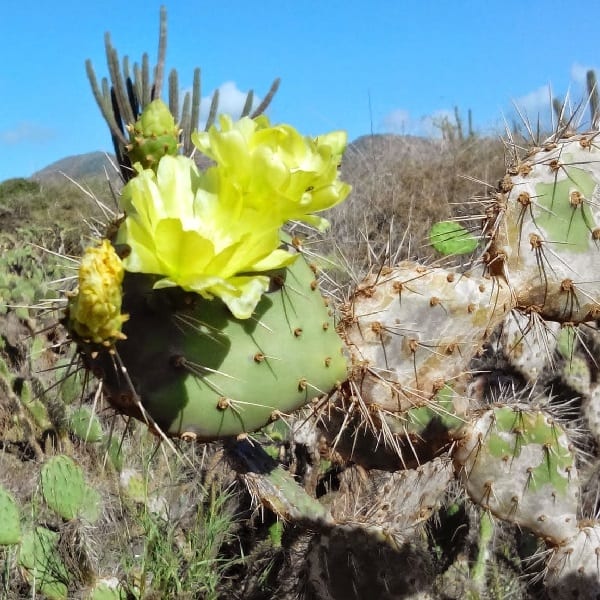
xmin=0 ymin=121 xmax=55 ymax=145
xmin=514 ymin=84 xmax=554 ymax=115
xmin=199 ymin=81 xmax=261 ymax=126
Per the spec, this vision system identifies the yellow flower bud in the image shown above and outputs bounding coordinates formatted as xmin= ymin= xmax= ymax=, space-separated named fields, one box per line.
xmin=67 ymin=240 xmax=128 ymax=345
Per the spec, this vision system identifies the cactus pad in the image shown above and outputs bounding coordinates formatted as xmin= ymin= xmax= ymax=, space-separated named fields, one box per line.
xmin=488 ymin=134 xmax=600 ymax=323
xmin=0 ymin=484 xmax=21 ymax=545
xmin=454 ymin=405 xmax=579 ymax=545
xmin=91 ymin=246 xmax=347 ymax=440
xmin=69 ymin=406 xmax=104 ymax=443
xmin=545 ymin=522 xmax=600 ymax=598
xmin=41 ymin=455 xmax=101 ymax=522
xmin=344 ymin=261 xmax=512 ymax=408
xmin=19 ymin=526 xmax=69 ymax=600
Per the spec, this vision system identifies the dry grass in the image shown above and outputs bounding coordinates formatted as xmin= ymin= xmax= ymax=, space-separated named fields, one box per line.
xmin=320 ymin=132 xmax=507 ymax=282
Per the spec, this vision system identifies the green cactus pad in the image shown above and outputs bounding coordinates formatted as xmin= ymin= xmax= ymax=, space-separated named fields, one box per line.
xmin=429 ymin=221 xmax=478 ymax=255
xmin=90 ymin=247 xmax=347 ymax=440
xmin=19 ymin=527 xmax=69 ymax=600
xmin=119 ymin=469 xmax=147 ymax=503
xmin=87 ymin=579 xmax=126 ymax=600
xmin=0 ymin=485 xmax=21 ymax=545
xmin=492 ymin=134 xmax=600 ymax=323
xmin=41 ymin=455 xmax=100 ymax=522
xmin=69 ymin=406 xmax=104 ymax=443
xmin=453 ymin=404 xmax=579 ymax=545
xmin=126 ymin=99 xmax=180 ymax=170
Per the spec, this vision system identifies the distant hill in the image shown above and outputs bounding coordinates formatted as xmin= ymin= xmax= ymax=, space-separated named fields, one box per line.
xmin=31 ymin=151 xmax=119 ymax=183
xmin=26 ymin=135 xmax=435 ymax=185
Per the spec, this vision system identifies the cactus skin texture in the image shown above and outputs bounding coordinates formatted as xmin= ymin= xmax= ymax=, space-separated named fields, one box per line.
xmin=125 ymin=99 xmax=180 ymax=170
xmin=91 ymin=244 xmax=347 ymax=440
xmin=343 ymin=262 xmax=512 ymax=406
xmin=487 ymin=134 xmax=600 ymax=324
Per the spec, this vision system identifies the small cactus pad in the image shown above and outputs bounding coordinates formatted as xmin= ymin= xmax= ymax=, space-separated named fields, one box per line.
xmin=41 ymin=455 xmax=100 ymax=522
xmin=0 ymin=485 xmax=21 ymax=545
xmin=87 ymin=579 xmax=126 ymax=600
xmin=429 ymin=220 xmax=478 ymax=255
xmin=487 ymin=134 xmax=600 ymax=323
xmin=91 ymin=247 xmax=347 ymax=440
xmin=498 ymin=310 xmax=559 ymax=382
xmin=126 ymin=99 xmax=180 ymax=170
xmin=18 ymin=527 xmax=69 ymax=600
xmin=69 ymin=406 xmax=104 ymax=443
xmin=453 ymin=405 xmax=579 ymax=545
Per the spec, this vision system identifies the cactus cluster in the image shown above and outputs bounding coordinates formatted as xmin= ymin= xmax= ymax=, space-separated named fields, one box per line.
xmin=8 ymin=6 xmax=600 ymax=598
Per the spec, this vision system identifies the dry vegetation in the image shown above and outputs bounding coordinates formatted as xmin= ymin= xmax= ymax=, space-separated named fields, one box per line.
xmin=322 ymin=130 xmax=507 ymax=282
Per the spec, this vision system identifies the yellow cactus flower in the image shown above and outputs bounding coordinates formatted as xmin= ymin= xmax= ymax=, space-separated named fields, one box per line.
xmin=67 ymin=239 xmax=128 ymax=345
xmin=191 ymin=115 xmax=351 ymax=230
xmin=116 ymin=155 xmax=297 ymax=319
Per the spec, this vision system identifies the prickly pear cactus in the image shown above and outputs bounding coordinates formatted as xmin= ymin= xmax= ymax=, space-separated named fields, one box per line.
xmin=64 ymin=102 xmax=351 ymax=441
xmin=39 ymin=11 xmax=600 ymax=598
xmin=545 ymin=522 xmax=600 ymax=599
xmin=453 ymin=404 xmax=579 ymax=545
xmin=92 ymin=249 xmax=346 ymax=440
xmin=18 ymin=526 xmax=70 ymax=600
xmin=487 ymin=134 xmax=600 ymax=323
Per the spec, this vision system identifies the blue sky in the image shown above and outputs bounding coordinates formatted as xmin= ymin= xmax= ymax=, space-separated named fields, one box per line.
xmin=1 ymin=1 xmax=599 ymax=182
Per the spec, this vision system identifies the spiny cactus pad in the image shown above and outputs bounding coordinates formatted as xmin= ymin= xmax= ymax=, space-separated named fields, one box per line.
xmin=18 ymin=526 xmax=69 ymax=600
xmin=453 ymin=405 xmax=579 ymax=545
xmin=545 ymin=522 xmax=600 ymax=598
xmin=343 ymin=261 xmax=512 ymax=408
xmin=41 ymin=455 xmax=101 ymax=522
xmin=488 ymin=134 xmax=600 ymax=323
xmin=92 ymin=247 xmax=347 ymax=440
xmin=69 ymin=406 xmax=104 ymax=443
xmin=0 ymin=484 xmax=21 ymax=545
